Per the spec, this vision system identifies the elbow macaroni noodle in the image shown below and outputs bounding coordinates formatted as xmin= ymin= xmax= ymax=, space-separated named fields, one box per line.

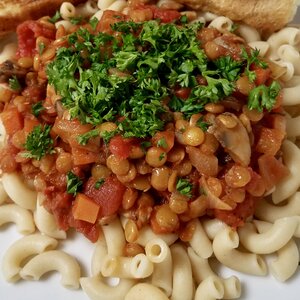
xmin=1 ymin=1 xmax=300 ymax=299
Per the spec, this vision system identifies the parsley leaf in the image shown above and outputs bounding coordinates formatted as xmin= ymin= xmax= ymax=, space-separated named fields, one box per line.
xmin=70 ymin=17 xmax=83 ymax=25
xmin=180 ymin=15 xmax=188 ymax=24
xmin=48 ymin=11 xmax=61 ymax=24
xmin=22 ymin=125 xmax=55 ymax=160
xmin=157 ymin=137 xmax=168 ymax=149
xmin=159 ymin=152 xmax=166 ymax=161
xmin=140 ymin=141 xmax=151 ymax=153
xmin=9 ymin=75 xmax=21 ymax=91
xmin=100 ymin=130 xmax=118 ymax=144
xmin=32 ymin=101 xmax=45 ymax=117
xmin=176 ymin=178 xmax=193 ymax=198
xmin=242 ymin=48 xmax=268 ymax=82
xmin=248 ymin=81 xmax=281 ymax=112
xmin=66 ymin=171 xmax=82 ymax=195
xmin=77 ymin=129 xmax=100 ymax=145
xmin=196 ymin=116 xmax=209 ymax=131
xmin=214 ymin=56 xmax=242 ymax=81
xmin=38 ymin=42 xmax=45 ymax=55
xmin=94 ymin=178 xmax=105 ymax=189
xmin=89 ymin=17 xmax=99 ymax=30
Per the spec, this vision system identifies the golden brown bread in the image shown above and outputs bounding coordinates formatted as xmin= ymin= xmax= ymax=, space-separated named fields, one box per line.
xmin=175 ymin=0 xmax=297 ymax=34
xmin=0 ymin=0 xmax=85 ymax=35
xmin=0 ymin=0 xmax=297 ymax=36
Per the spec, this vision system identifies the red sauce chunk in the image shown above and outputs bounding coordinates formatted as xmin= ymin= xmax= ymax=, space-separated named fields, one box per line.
xmin=16 ymin=20 xmax=55 ymax=58
xmin=83 ymin=176 xmax=126 ymax=218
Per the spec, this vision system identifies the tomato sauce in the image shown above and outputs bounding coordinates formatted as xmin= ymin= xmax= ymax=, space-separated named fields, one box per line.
xmin=16 ymin=20 xmax=55 ymax=58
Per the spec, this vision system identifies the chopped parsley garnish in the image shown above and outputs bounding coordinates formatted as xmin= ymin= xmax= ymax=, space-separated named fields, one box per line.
xmin=140 ymin=141 xmax=152 ymax=153
xmin=48 ymin=11 xmax=61 ymax=24
xmin=22 ymin=125 xmax=55 ymax=160
xmin=70 ymin=17 xmax=83 ymax=25
xmin=66 ymin=171 xmax=82 ymax=195
xmin=176 ymin=178 xmax=193 ymax=198
xmin=242 ymin=48 xmax=268 ymax=82
xmin=9 ymin=75 xmax=21 ymax=91
xmin=32 ymin=101 xmax=45 ymax=117
xmin=248 ymin=81 xmax=281 ymax=112
xmin=38 ymin=42 xmax=45 ymax=55
xmin=77 ymin=129 xmax=100 ymax=145
xmin=94 ymin=178 xmax=105 ymax=189
xmin=159 ymin=152 xmax=166 ymax=161
xmin=100 ymin=130 xmax=118 ymax=144
xmin=230 ymin=23 xmax=239 ymax=33
xmin=214 ymin=56 xmax=242 ymax=81
xmin=157 ymin=137 xmax=168 ymax=149
xmin=89 ymin=17 xmax=99 ymax=30
xmin=196 ymin=116 xmax=209 ymax=132
xmin=46 ymin=19 xmax=279 ymax=138
xmin=179 ymin=15 xmax=188 ymax=24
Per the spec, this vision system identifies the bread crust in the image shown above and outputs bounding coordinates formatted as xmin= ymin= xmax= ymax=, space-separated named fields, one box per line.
xmin=0 ymin=0 xmax=85 ymax=34
xmin=176 ymin=0 xmax=297 ymax=34
xmin=0 ymin=0 xmax=297 ymax=35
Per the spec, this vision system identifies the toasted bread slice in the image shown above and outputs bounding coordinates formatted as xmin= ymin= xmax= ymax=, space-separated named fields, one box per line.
xmin=176 ymin=0 xmax=297 ymax=34
xmin=0 ymin=0 xmax=85 ymax=35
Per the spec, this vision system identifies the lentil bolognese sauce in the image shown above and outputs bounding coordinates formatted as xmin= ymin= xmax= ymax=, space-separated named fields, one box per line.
xmin=0 ymin=2 xmax=288 ymax=244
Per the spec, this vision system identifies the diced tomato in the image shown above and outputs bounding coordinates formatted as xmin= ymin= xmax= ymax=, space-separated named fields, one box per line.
xmin=253 ymin=67 xmax=271 ymax=86
xmin=52 ymin=118 xmax=92 ymax=142
xmin=72 ymin=147 xmax=99 ymax=165
xmin=109 ymin=135 xmax=133 ymax=160
xmin=245 ymin=170 xmax=265 ymax=197
xmin=255 ymin=127 xmax=285 ymax=156
xmin=24 ymin=114 xmax=40 ymax=135
xmin=0 ymin=106 xmax=23 ymax=135
xmin=83 ymin=175 xmax=125 ymax=218
xmin=151 ymin=7 xmax=181 ymax=23
xmin=69 ymin=217 xmax=100 ymax=243
xmin=214 ymin=195 xmax=256 ymax=229
xmin=16 ymin=20 xmax=55 ymax=58
xmin=43 ymin=191 xmax=73 ymax=231
xmin=258 ymin=154 xmax=290 ymax=191
xmin=22 ymin=85 xmax=46 ymax=103
xmin=174 ymin=87 xmax=191 ymax=100
xmin=152 ymin=130 xmax=175 ymax=152
xmin=266 ymin=114 xmax=286 ymax=133
xmin=96 ymin=10 xmax=127 ymax=33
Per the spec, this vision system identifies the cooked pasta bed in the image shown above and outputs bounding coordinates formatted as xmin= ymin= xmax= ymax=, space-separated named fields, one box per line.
xmin=0 ymin=0 xmax=300 ymax=299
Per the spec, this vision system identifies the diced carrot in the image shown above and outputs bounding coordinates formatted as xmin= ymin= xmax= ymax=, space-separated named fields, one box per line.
xmin=72 ymin=147 xmax=99 ymax=165
xmin=72 ymin=193 xmax=100 ymax=224
xmin=0 ymin=106 xmax=23 ymax=135
xmin=258 ymin=154 xmax=290 ymax=191
xmin=255 ymin=127 xmax=285 ymax=156
xmin=109 ymin=135 xmax=133 ymax=160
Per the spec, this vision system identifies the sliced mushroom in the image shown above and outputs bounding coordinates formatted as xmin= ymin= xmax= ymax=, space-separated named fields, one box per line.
xmin=0 ymin=60 xmax=27 ymax=83
xmin=209 ymin=112 xmax=251 ymax=166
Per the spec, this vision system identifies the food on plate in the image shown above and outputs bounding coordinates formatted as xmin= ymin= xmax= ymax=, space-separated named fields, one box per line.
xmin=0 ymin=0 xmax=299 ymax=299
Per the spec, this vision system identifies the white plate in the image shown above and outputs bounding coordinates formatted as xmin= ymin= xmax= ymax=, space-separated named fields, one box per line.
xmin=0 ymin=223 xmax=299 ymax=300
